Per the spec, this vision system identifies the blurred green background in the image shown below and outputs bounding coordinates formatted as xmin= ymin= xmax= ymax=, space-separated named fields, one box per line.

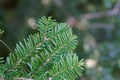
xmin=0 ymin=0 xmax=120 ymax=80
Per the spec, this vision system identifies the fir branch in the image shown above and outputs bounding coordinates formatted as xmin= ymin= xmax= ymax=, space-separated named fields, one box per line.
xmin=0 ymin=40 xmax=12 ymax=52
xmin=0 ymin=17 xmax=84 ymax=80
xmin=31 ymin=34 xmax=76 ymax=77
xmin=0 ymin=57 xmax=4 ymax=64
xmin=6 ymin=17 xmax=57 ymax=72
xmin=48 ymin=54 xmax=84 ymax=80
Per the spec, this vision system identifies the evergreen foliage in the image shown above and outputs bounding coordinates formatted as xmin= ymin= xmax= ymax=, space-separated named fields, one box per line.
xmin=0 ymin=17 xmax=84 ymax=80
xmin=0 ymin=29 xmax=4 ymax=35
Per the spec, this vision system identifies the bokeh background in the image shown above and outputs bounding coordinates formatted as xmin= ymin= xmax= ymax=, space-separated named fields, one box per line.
xmin=0 ymin=0 xmax=120 ymax=80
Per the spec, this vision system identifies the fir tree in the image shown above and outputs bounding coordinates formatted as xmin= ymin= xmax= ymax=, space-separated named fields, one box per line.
xmin=0 ymin=17 xmax=84 ymax=80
